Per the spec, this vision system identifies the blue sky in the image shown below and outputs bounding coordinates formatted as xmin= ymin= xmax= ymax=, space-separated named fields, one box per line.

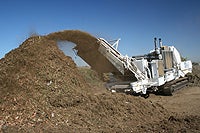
xmin=1 ymin=0 xmax=200 ymax=62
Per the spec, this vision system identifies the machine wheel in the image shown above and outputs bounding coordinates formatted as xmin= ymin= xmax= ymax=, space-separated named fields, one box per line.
xmin=186 ymin=73 xmax=194 ymax=83
xmin=162 ymin=85 xmax=175 ymax=96
xmin=142 ymin=93 xmax=150 ymax=99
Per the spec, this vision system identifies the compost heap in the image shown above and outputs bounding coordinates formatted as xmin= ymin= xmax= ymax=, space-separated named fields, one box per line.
xmin=0 ymin=30 xmax=199 ymax=132
xmin=188 ymin=63 xmax=200 ymax=87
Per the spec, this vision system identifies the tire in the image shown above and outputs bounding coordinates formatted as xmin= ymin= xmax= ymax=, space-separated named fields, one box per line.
xmin=163 ymin=85 xmax=174 ymax=96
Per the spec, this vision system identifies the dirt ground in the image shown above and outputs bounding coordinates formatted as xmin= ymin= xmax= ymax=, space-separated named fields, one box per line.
xmin=149 ymin=86 xmax=200 ymax=116
xmin=143 ymin=86 xmax=200 ymax=132
xmin=0 ymin=30 xmax=200 ymax=133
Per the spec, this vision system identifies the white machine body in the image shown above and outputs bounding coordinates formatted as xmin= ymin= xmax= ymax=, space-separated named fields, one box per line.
xmin=97 ymin=38 xmax=192 ymax=95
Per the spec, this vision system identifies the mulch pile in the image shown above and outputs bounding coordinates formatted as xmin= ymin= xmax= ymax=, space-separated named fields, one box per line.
xmin=188 ymin=63 xmax=200 ymax=87
xmin=0 ymin=30 xmax=199 ymax=132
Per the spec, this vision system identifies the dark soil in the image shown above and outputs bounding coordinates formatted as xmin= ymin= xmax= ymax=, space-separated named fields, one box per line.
xmin=0 ymin=30 xmax=200 ymax=132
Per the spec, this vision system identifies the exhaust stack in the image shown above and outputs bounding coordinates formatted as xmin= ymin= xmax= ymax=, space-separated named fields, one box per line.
xmin=159 ymin=38 xmax=162 ymax=47
xmin=154 ymin=37 xmax=157 ymax=50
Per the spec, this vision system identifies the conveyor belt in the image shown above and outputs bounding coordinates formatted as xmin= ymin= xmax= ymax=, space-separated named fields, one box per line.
xmin=46 ymin=30 xmax=141 ymax=80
